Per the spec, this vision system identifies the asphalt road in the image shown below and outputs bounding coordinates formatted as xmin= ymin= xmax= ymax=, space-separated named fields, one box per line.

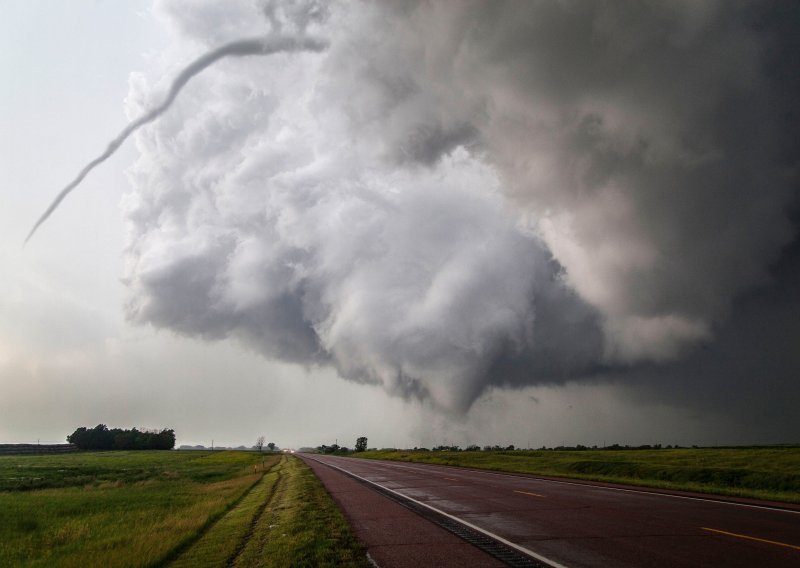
xmin=305 ymin=454 xmax=800 ymax=568
xmin=301 ymin=454 xmax=507 ymax=567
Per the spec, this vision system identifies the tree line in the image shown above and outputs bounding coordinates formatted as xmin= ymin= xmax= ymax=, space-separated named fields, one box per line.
xmin=317 ymin=437 xmax=368 ymax=454
xmin=67 ymin=424 xmax=175 ymax=450
xmin=368 ymin=443 xmax=683 ymax=452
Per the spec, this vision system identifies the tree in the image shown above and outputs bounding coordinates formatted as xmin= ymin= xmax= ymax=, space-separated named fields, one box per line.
xmin=267 ymin=442 xmax=276 ymax=451
xmin=317 ymin=444 xmax=339 ymax=454
xmin=67 ymin=425 xmax=175 ymax=450
xmin=355 ymin=436 xmax=368 ymax=452
xmin=155 ymin=429 xmax=176 ymax=450
xmin=255 ymin=436 xmax=265 ymax=453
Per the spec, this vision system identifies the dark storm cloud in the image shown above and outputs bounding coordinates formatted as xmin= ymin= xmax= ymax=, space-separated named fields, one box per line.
xmin=617 ymin=228 xmax=800 ymax=441
xmin=328 ymin=0 xmax=799 ymax=361
xmin=81 ymin=0 xmax=798 ymax=425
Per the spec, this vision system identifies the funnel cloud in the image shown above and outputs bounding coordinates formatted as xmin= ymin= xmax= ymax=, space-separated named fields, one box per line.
xmin=26 ymin=33 xmax=326 ymax=244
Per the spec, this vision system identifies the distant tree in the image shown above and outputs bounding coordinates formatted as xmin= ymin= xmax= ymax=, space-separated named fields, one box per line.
xmin=267 ymin=442 xmax=276 ymax=451
xmin=255 ymin=436 xmax=265 ymax=453
xmin=317 ymin=444 xmax=340 ymax=454
xmin=355 ymin=437 xmax=368 ymax=452
xmin=114 ymin=429 xmax=136 ymax=450
xmin=67 ymin=426 xmax=88 ymax=448
xmin=67 ymin=425 xmax=174 ymax=450
xmin=155 ymin=429 xmax=176 ymax=450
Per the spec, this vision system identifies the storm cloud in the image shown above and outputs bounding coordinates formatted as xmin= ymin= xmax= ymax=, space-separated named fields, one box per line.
xmin=119 ymin=0 xmax=798 ymax=419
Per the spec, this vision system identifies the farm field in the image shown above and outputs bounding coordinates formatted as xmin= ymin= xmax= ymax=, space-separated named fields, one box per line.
xmin=357 ymin=446 xmax=800 ymax=503
xmin=0 ymin=450 xmax=366 ymax=567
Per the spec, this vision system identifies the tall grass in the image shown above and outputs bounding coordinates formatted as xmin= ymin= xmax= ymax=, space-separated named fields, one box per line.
xmin=1 ymin=451 xmax=369 ymax=567
xmin=168 ymin=456 xmax=283 ymax=567
xmin=235 ymin=455 xmax=369 ymax=567
xmin=0 ymin=450 xmax=269 ymax=567
xmin=0 ymin=450 xmax=262 ymax=491
xmin=170 ymin=454 xmax=369 ymax=567
xmin=357 ymin=447 xmax=800 ymax=503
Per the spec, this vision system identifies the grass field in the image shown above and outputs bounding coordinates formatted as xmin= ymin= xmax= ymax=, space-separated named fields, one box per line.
xmin=357 ymin=447 xmax=800 ymax=503
xmin=169 ymin=454 xmax=368 ymax=567
xmin=0 ymin=450 xmax=367 ymax=567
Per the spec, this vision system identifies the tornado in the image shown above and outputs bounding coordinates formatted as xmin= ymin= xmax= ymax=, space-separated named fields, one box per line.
xmin=25 ymin=33 xmax=327 ymax=245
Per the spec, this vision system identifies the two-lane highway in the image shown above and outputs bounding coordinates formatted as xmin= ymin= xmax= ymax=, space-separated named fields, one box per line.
xmin=306 ymin=454 xmax=800 ymax=568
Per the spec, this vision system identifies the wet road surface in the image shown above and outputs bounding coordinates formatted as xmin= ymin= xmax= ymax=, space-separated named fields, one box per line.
xmin=300 ymin=454 xmax=506 ymax=567
xmin=303 ymin=454 xmax=800 ymax=568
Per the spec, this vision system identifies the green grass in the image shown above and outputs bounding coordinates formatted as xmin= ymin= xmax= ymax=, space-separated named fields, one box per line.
xmin=0 ymin=451 xmax=369 ymax=567
xmin=231 ymin=455 xmax=369 ymax=567
xmin=0 ymin=450 xmax=263 ymax=492
xmin=170 ymin=454 xmax=369 ymax=567
xmin=357 ymin=447 xmax=800 ymax=503
xmin=0 ymin=450 xmax=272 ymax=567
xmin=167 ymin=456 xmax=283 ymax=567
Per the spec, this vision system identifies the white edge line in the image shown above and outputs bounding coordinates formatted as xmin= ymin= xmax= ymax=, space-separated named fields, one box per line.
xmin=349 ymin=457 xmax=800 ymax=516
xmin=307 ymin=455 xmax=570 ymax=568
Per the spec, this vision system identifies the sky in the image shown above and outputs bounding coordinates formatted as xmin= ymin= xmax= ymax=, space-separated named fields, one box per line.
xmin=2 ymin=0 xmax=798 ymax=450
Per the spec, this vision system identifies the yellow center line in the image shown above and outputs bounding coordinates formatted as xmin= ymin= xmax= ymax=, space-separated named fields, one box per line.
xmin=443 ymin=477 xmax=458 ymax=481
xmin=702 ymin=527 xmax=800 ymax=551
xmin=515 ymin=490 xmax=545 ymax=498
